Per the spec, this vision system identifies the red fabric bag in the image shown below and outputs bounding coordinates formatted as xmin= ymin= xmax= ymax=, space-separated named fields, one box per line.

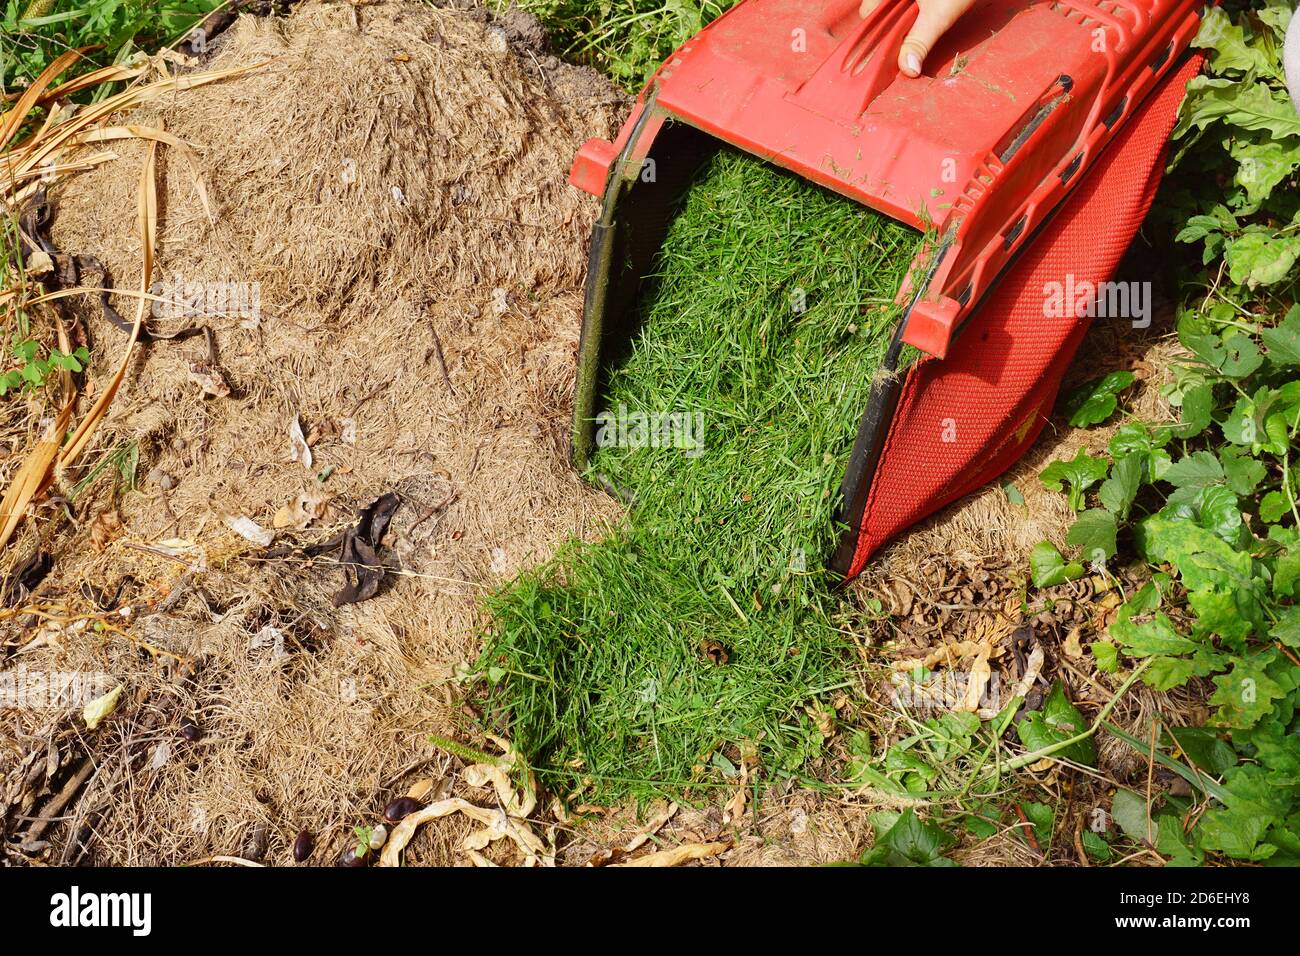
xmin=842 ymin=54 xmax=1203 ymax=577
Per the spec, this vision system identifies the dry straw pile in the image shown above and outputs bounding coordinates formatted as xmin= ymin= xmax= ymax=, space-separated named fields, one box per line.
xmin=1 ymin=0 xmax=624 ymax=865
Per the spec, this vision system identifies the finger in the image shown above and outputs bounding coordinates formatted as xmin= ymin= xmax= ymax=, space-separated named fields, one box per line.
xmin=859 ymin=0 xmax=883 ymax=18
xmin=898 ymin=3 xmax=968 ymax=76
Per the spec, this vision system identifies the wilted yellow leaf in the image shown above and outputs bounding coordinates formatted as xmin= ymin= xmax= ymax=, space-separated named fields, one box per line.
xmin=83 ymin=683 xmax=124 ymax=730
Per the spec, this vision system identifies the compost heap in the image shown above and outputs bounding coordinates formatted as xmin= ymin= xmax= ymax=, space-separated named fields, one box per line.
xmin=481 ymin=151 xmax=922 ymax=801
xmin=1 ymin=0 xmax=626 ymax=865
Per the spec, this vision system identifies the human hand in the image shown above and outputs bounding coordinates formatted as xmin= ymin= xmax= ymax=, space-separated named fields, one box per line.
xmin=859 ymin=0 xmax=978 ymax=78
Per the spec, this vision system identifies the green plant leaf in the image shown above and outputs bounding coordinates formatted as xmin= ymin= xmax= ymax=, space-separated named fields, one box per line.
xmin=1029 ymin=540 xmax=1084 ymax=588
xmin=1091 ymin=639 xmax=1119 ymax=673
xmin=1143 ymin=654 xmax=1215 ymax=691
xmin=1081 ymin=828 xmax=1113 ymax=862
xmin=1269 ymin=606 xmax=1300 ymax=648
xmin=1193 ymin=7 xmax=1280 ymax=76
xmin=1220 ymin=446 xmax=1266 ymax=495
xmin=1018 ymin=800 xmax=1054 ymax=846
xmin=1110 ymin=421 xmax=1169 ymax=460
xmin=1195 ymin=484 xmax=1243 ymax=542
xmin=1067 ymin=508 xmax=1117 ymax=564
xmin=1208 ymin=650 xmax=1286 ymax=729
xmin=1222 ymin=332 xmax=1263 ymax=378
xmin=1168 ymin=726 xmax=1237 ymax=776
xmin=1110 ymin=788 xmax=1151 ymax=844
xmin=1112 ymin=612 xmax=1199 ymax=657
xmin=1260 ymin=490 xmax=1291 ymax=523
xmin=1039 ymin=447 xmax=1110 ymax=510
xmin=1231 ymin=139 xmax=1300 ymax=212
xmin=1062 ymin=371 xmax=1134 ymax=427
xmin=1016 ymin=681 xmax=1095 ymax=766
xmin=1177 ymin=76 xmax=1300 ymax=140
xmin=858 ymin=809 xmax=956 ymax=867
xmin=1163 ymin=450 xmax=1225 ymax=488
xmin=1260 ymin=308 xmax=1300 ymax=367
xmin=1099 ymin=454 xmax=1143 ymax=518
xmin=1226 ymin=230 xmax=1300 ymax=288
xmin=1172 ymin=380 xmax=1214 ymax=438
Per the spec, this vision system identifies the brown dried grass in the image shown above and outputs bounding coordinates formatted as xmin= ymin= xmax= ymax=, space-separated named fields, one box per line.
xmin=1 ymin=0 xmax=624 ymax=866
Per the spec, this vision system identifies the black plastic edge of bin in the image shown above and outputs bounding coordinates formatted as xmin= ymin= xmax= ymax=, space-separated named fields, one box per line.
xmin=571 ymin=100 xmax=720 ymax=473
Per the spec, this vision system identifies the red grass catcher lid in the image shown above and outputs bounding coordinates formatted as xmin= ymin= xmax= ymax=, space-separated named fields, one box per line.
xmin=567 ymin=0 xmax=1206 ymax=577
xmin=571 ymin=0 xmax=1203 ymax=359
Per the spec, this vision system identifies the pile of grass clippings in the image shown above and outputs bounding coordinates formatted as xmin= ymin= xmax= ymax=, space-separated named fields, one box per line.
xmin=480 ymin=151 xmax=921 ymax=802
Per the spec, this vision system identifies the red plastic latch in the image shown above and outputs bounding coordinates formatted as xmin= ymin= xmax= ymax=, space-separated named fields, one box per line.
xmin=569 ymin=138 xmax=618 ymax=197
xmin=901 ymin=296 xmax=962 ymax=359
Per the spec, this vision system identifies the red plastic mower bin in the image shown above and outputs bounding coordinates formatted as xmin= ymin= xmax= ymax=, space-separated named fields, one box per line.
xmin=567 ymin=0 xmax=1206 ymax=580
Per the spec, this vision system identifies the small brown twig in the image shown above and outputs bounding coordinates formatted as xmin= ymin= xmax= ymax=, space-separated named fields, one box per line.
xmin=1013 ymin=803 xmax=1043 ymax=856
xmin=428 ymin=323 xmax=455 ymax=396
xmin=409 ymin=490 xmax=458 ymax=533
xmin=22 ymin=755 xmax=95 ymax=845
xmin=1072 ymin=812 xmax=1090 ymax=866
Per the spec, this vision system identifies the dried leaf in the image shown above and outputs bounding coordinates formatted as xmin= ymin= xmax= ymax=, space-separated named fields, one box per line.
xmin=88 ymin=509 xmax=124 ymax=552
xmin=0 ymin=551 xmax=52 ymax=603
xmin=0 ymin=50 xmax=83 ymax=148
xmin=615 ymin=841 xmax=728 ymax=867
xmin=464 ymin=762 xmax=536 ymax=819
xmin=980 ymin=646 xmax=1046 ymax=720
xmin=224 ymin=515 xmax=274 ymax=547
xmin=305 ymin=419 xmax=339 ymax=445
xmin=623 ymin=802 xmax=678 ymax=852
xmin=83 ymin=683 xmax=124 ymax=730
xmin=958 ymin=643 xmax=993 ymax=713
xmin=891 ymin=639 xmax=997 ymax=672
xmin=288 ymin=414 xmax=312 ymax=470
xmin=722 ymin=781 xmax=747 ymax=826
xmin=272 ymin=485 xmax=330 ymax=529
xmin=76 ymin=124 xmax=213 ymax=219
xmin=0 ymin=403 xmax=72 ymax=551
xmin=24 ymin=247 xmax=53 ymax=276
xmin=57 ymin=137 xmax=159 ymax=472
xmin=332 ymin=492 xmax=401 ymax=606
xmin=187 ymin=362 xmax=230 ymax=398
xmin=405 ymin=778 xmax=435 ymax=800
xmin=378 ymin=797 xmax=548 ymax=867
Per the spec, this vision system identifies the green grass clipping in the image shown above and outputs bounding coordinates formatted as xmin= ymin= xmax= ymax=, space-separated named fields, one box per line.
xmin=478 ymin=150 xmax=921 ymax=801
